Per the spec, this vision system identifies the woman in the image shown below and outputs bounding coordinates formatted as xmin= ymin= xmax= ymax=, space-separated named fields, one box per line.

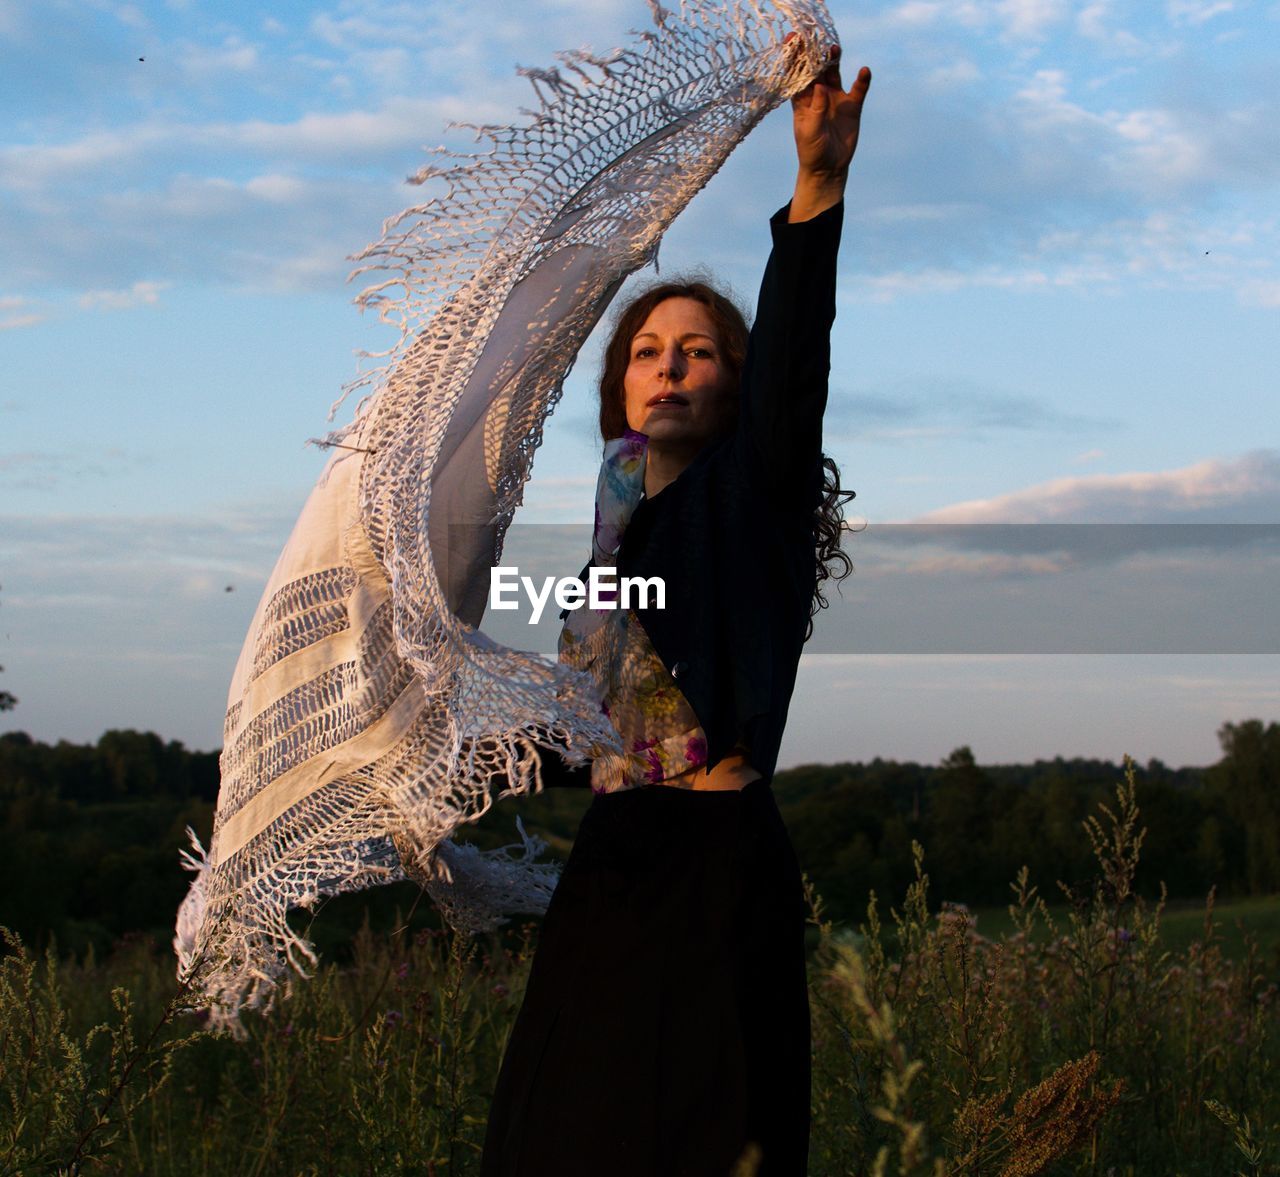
xmin=481 ymin=49 xmax=872 ymax=1177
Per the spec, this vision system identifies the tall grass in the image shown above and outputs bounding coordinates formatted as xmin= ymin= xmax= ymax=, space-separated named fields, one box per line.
xmin=807 ymin=761 xmax=1279 ymax=1175
xmin=2 ymin=760 xmax=1276 ymax=1175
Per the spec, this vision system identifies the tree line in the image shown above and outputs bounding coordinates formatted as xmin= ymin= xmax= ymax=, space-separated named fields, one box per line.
xmin=1 ymin=720 xmax=1277 ymax=959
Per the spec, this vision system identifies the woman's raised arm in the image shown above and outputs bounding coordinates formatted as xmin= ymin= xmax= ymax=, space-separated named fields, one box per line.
xmin=730 ymin=50 xmax=870 ymax=501
xmin=788 ymin=48 xmax=871 ymax=222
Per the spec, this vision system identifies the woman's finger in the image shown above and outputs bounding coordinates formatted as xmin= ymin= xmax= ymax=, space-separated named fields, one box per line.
xmin=821 ymin=43 xmax=843 ymax=90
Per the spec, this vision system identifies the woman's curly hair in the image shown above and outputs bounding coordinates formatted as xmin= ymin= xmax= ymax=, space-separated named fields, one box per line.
xmin=598 ymin=278 xmax=854 ymax=639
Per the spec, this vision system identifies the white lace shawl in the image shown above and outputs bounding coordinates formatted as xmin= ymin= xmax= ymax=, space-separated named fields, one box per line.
xmin=173 ymin=0 xmax=838 ymax=1035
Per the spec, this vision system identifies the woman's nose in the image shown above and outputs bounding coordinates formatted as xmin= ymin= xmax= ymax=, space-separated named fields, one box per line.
xmin=658 ymin=348 xmax=685 ymax=379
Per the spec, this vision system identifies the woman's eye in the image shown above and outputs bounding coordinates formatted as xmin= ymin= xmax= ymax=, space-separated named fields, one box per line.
xmin=687 ymin=348 xmax=712 ymax=358
xmin=634 ymin=347 xmax=657 ymax=359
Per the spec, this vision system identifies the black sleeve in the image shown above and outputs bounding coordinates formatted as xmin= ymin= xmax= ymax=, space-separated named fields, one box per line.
xmin=734 ymin=200 xmax=844 ymax=505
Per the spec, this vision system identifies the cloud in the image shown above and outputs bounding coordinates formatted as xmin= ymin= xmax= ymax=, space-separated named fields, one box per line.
xmin=0 ymin=505 xmax=296 ymax=576
xmin=0 ymin=453 xmax=63 ymax=491
xmin=308 ymin=0 xmax=636 ymax=62
xmin=824 ymin=377 xmax=1105 ymax=441
xmin=0 ymin=90 xmax=517 ymax=292
xmin=862 ymin=0 xmax=1169 ymax=55
xmin=0 ymin=98 xmax=478 ymax=195
xmin=811 ymin=518 xmax=1280 ymax=654
xmin=863 ymin=521 xmax=1280 ymax=565
xmin=179 ymin=36 xmax=259 ymax=75
xmin=224 ymin=98 xmax=481 ymax=158
xmin=0 ymin=312 xmax=43 ymax=331
xmin=1167 ymin=0 xmax=1234 ymax=25
xmin=882 ymin=2 xmax=954 ymax=28
xmin=1076 ymin=1 xmax=1152 ymax=53
xmin=0 ymin=450 xmax=150 ymax=491
xmin=877 ymin=0 xmax=1067 ymax=39
xmin=310 ymin=5 xmax=433 ymax=50
xmin=0 ymin=128 xmax=168 ymax=195
xmin=78 ymin=280 xmax=168 ymax=311
xmin=105 ymin=3 xmax=148 ymax=31
xmin=912 ymin=450 xmax=1280 ymax=522
xmin=853 ymin=265 xmax=1054 ymax=300
xmin=926 ymin=60 xmax=983 ymax=86
xmin=0 ymin=294 xmax=43 ymax=330
xmin=865 ymin=202 xmax=986 ymax=225
xmin=0 ymin=0 xmax=23 ymax=37
xmin=1240 ymin=279 xmax=1280 ymax=308
xmin=850 ymin=204 xmax=1280 ymax=302
xmin=1009 ymin=68 xmax=1218 ymax=197
xmin=997 ymin=0 xmax=1070 ymax=40
xmin=0 ymin=170 xmax=392 ymax=292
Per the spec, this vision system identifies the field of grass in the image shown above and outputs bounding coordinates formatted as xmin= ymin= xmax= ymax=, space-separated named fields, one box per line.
xmin=974 ymin=894 xmax=1280 ymax=968
xmin=2 ymin=768 xmax=1278 ymax=1175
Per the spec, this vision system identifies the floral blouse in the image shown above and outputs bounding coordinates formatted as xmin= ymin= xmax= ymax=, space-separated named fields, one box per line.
xmin=563 ymin=607 xmax=710 ymax=794
xmin=558 ymin=429 xmax=711 ymax=795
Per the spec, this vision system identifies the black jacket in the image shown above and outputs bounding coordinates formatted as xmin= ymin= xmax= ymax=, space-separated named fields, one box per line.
xmin=550 ymin=199 xmax=843 ymax=786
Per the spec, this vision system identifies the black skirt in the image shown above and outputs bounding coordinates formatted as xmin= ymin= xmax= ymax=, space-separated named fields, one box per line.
xmin=480 ymin=776 xmax=810 ymax=1177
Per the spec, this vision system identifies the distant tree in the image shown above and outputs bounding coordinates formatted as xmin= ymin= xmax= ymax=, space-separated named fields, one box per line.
xmin=1211 ymin=719 xmax=1280 ymax=894
xmin=926 ymin=746 xmax=996 ymax=903
xmin=0 ymin=580 xmax=15 ymax=711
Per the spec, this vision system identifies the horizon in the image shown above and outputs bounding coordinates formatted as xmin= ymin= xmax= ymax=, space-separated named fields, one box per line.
xmin=0 ymin=708 xmax=1258 ymax=774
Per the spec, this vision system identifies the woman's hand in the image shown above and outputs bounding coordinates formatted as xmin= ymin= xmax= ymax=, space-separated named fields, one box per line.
xmin=788 ymin=45 xmax=871 ymax=222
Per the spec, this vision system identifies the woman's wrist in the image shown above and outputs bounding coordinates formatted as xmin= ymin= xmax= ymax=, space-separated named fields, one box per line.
xmin=788 ymin=170 xmax=847 ymax=223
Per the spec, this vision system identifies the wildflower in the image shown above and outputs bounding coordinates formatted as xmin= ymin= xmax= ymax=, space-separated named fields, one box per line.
xmin=492 ymin=982 xmax=510 ymax=998
xmin=385 ymin=1009 xmax=404 ymax=1028
xmin=1000 ymin=1052 xmax=1123 ymax=1176
xmin=396 ymin=961 xmax=410 ymax=981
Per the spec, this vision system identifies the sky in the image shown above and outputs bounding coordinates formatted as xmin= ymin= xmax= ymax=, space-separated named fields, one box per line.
xmin=2 ymin=0 xmax=1278 ymax=769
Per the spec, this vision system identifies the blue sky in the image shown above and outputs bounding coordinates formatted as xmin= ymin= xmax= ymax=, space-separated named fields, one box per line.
xmin=2 ymin=0 xmax=1278 ymax=767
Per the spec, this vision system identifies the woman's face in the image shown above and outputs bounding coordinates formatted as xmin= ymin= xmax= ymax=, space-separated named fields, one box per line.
xmin=622 ymin=297 xmax=737 ymax=457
